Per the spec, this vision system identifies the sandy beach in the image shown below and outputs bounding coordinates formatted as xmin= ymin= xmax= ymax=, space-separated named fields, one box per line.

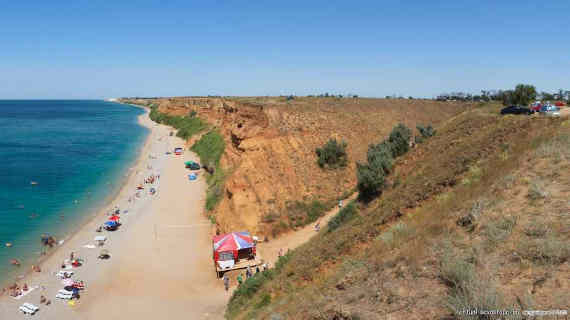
xmin=0 ymin=108 xmax=226 ymax=319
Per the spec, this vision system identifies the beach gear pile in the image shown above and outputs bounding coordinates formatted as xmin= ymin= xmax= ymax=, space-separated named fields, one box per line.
xmin=18 ymin=303 xmax=39 ymax=315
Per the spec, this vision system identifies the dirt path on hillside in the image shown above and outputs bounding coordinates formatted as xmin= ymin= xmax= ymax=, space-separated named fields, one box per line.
xmin=257 ymin=193 xmax=358 ymax=270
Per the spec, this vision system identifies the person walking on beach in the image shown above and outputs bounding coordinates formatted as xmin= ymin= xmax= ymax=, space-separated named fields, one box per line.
xmin=245 ymin=266 xmax=252 ymax=279
xmin=223 ymin=274 xmax=230 ymax=291
xmin=237 ymin=273 xmax=243 ymax=286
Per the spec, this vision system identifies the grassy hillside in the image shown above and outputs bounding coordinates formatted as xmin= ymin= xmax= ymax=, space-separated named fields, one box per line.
xmin=226 ymin=103 xmax=569 ymax=319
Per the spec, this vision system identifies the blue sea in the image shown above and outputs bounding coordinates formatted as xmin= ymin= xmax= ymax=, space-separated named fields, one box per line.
xmin=0 ymin=100 xmax=148 ymax=285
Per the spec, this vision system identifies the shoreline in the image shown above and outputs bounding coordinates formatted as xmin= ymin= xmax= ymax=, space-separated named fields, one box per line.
xmin=0 ymin=105 xmax=156 ymax=299
xmin=0 ymin=105 xmax=152 ymax=290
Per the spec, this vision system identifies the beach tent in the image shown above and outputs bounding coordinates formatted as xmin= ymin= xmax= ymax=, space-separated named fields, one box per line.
xmin=104 ymin=221 xmax=118 ymax=231
xmin=212 ymin=231 xmax=256 ymax=265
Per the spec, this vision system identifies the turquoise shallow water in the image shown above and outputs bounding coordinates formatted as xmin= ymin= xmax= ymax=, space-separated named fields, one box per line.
xmin=0 ymin=100 xmax=148 ymax=285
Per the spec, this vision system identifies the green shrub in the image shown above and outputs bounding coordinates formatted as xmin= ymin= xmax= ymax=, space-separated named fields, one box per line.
xmin=327 ymin=201 xmax=357 ymax=232
xmin=315 ymin=138 xmax=348 ymax=168
xmin=367 ymin=141 xmax=394 ymax=173
xmin=388 ymin=123 xmax=412 ymax=157
xmin=517 ymin=235 xmax=569 ymax=265
xmin=527 ymin=181 xmax=548 ymax=200
xmin=356 ymin=162 xmax=386 ymax=200
xmin=357 ymin=141 xmax=393 ymax=200
xmin=356 ymin=124 xmax=411 ymax=201
xmin=440 ymin=253 xmax=475 ymax=290
xmin=416 ymin=124 xmax=436 ymax=142
xmin=227 ymin=270 xmax=275 ymax=317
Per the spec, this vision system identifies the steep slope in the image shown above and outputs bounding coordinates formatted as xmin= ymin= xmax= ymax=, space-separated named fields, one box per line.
xmin=226 ymin=104 xmax=569 ymax=319
xmin=121 ymin=97 xmax=471 ymax=238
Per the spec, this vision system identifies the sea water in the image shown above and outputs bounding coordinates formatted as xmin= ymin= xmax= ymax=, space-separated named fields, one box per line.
xmin=0 ymin=100 xmax=148 ymax=285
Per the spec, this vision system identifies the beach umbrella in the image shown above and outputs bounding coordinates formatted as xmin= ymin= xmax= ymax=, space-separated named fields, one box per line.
xmin=62 ymin=279 xmax=74 ymax=286
xmin=108 ymin=215 xmax=120 ymax=222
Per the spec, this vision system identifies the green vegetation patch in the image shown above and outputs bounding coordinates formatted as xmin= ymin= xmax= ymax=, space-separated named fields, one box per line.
xmin=357 ymin=123 xmax=412 ymax=201
xmin=191 ymin=130 xmax=226 ymax=211
xmin=327 ymin=201 xmax=357 ymax=232
xmin=315 ymin=138 xmax=348 ymax=168
xmin=286 ymin=200 xmax=327 ymax=228
xmin=191 ymin=130 xmax=225 ymax=167
xmin=149 ymin=106 xmax=208 ymax=139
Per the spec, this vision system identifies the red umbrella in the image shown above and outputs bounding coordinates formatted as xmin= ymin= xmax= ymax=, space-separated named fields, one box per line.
xmin=108 ymin=215 xmax=120 ymax=222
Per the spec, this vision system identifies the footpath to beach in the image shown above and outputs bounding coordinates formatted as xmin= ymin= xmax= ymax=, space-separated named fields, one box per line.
xmin=0 ymin=107 xmax=358 ymax=319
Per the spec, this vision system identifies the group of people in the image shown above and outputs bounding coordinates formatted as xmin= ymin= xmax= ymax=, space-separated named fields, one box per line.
xmin=222 ymin=263 xmax=269 ymax=292
xmin=144 ymin=174 xmax=159 ymax=185
xmin=2 ymin=283 xmax=29 ymax=298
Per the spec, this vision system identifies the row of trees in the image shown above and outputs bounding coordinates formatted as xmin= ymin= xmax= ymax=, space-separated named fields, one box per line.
xmin=437 ymin=87 xmax=570 ymax=104
xmin=316 ymin=124 xmax=437 ymax=202
xmin=356 ymin=124 xmax=412 ymax=201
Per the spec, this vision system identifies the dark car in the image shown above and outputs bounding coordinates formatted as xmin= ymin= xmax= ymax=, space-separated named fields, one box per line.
xmin=188 ymin=162 xmax=201 ymax=170
xmin=500 ymin=106 xmax=531 ymax=115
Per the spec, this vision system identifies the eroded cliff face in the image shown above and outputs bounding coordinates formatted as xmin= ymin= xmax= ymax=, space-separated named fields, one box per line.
xmin=133 ymin=97 xmax=471 ymax=237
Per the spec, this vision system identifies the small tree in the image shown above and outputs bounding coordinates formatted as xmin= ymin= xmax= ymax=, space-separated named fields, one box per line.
xmin=315 ymin=138 xmax=348 ymax=168
xmin=356 ymin=162 xmax=386 ymax=200
xmin=367 ymin=141 xmax=394 ymax=173
xmin=512 ymin=84 xmax=536 ymax=106
xmin=417 ymin=124 xmax=436 ymax=138
xmin=415 ymin=124 xmax=436 ymax=144
xmin=388 ymin=124 xmax=412 ymax=157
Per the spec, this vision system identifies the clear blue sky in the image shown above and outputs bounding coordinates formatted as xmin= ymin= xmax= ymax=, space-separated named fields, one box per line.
xmin=1 ymin=0 xmax=568 ymax=99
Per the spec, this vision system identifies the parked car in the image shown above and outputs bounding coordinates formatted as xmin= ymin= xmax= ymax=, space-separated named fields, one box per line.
xmin=500 ymin=106 xmax=531 ymax=115
xmin=540 ymin=105 xmax=560 ymax=117
xmin=530 ymin=103 xmax=542 ymax=113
